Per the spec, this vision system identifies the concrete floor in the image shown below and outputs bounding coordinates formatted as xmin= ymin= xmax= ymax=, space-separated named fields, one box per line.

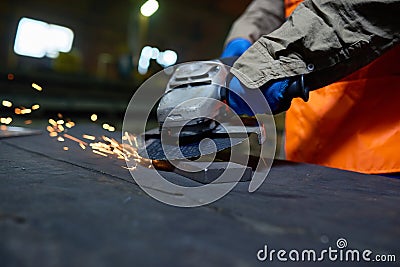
xmin=1 ymin=123 xmax=399 ymax=266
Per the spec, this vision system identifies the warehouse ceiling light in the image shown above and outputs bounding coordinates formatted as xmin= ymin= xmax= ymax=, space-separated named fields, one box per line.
xmin=140 ymin=0 xmax=159 ymax=17
xmin=14 ymin=17 xmax=74 ymax=58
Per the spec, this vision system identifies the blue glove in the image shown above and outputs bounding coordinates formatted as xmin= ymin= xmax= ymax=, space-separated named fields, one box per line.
xmin=227 ymin=76 xmax=305 ymax=115
xmin=221 ymin=38 xmax=252 ymax=58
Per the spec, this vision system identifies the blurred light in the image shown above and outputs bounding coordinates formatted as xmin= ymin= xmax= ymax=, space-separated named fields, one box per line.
xmin=0 ymin=117 xmax=13 ymax=125
xmin=138 ymin=67 xmax=148 ymax=75
xmin=151 ymin=47 xmax=159 ymax=59
xmin=14 ymin=17 xmax=74 ymax=58
xmin=140 ymin=0 xmax=159 ymax=17
xmin=90 ymin=114 xmax=98 ymax=122
xmin=2 ymin=100 xmax=12 ymax=108
xmin=48 ymin=24 xmax=74 ymax=53
xmin=82 ymin=134 xmax=96 ymax=141
xmin=20 ymin=108 xmax=32 ymax=114
xmin=31 ymin=104 xmax=40 ymax=110
xmin=65 ymin=121 xmax=75 ymax=128
xmin=14 ymin=18 xmax=47 ymax=58
xmin=138 ymin=46 xmax=151 ymax=74
xmin=32 ymin=83 xmax=42 ymax=91
xmin=138 ymin=56 xmax=150 ymax=75
xmin=49 ymin=119 xmax=57 ymax=126
xmin=138 ymin=46 xmax=178 ymax=75
xmin=141 ymin=46 xmax=153 ymax=58
xmin=138 ymin=57 xmax=150 ymax=68
xmin=157 ymin=50 xmax=178 ymax=67
xmin=7 ymin=74 xmax=14 ymax=80
xmin=46 ymin=51 xmax=60 ymax=59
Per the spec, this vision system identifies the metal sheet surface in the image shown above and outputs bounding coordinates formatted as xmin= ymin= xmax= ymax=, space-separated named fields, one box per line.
xmin=0 ymin=126 xmax=42 ymax=138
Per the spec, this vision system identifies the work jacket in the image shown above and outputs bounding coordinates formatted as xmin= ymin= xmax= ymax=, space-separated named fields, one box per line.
xmin=225 ymin=0 xmax=400 ymax=174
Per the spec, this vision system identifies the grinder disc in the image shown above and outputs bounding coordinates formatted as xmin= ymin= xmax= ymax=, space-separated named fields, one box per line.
xmin=139 ymin=135 xmax=247 ymax=160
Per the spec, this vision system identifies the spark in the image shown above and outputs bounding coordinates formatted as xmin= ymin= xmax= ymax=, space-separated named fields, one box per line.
xmin=63 ymin=146 xmax=69 ymax=151
xmin=63 ymin=133 xmax=88 ymax=145
xmin=82 ymin=134 xmax=96 ymax=140
xmin=102 ymin=136 xmax=119 ymax=147
xmin=102 ymin=123 xmax=117 ymax=132
xmin=2 ymin=100 xmax=12 ymax=107
xmin=133 ymin=136 xmax=138 ymax=147
xmin=93 ymin=147 xmax=113 ymax=155
xmin=31 ymin=104 xmax=40 ymax=110
xmin=123 ymin=132 xmax=139 ymax=147
xmin=92 ymin=150 xmax=108 ymax=157
xmin=88 ymin=134 xmax=151 ymax=168
xmin=0 ymin=117 xmax=12 ymax=125
xmin=47 ymin=125 xmax=55 ymax=132
xmin=121 ymin=166 xmax=137 ymax=170
xmin=46 ymin=117 xmax=151 ymax=170
xmin=32 ymin=83 xmax=42 ymax=91
xmin=20 ymin=108 xmax=32 ymax=114
xmin=65 ymin=122 xmax=75 ymax=128
xmin=90 ymin=114 xmax=97 ymax=122
xmin=14 ymin=108 xmax=21 ymax=115
xmin=48 ymin=119 xmax=57 ymax=126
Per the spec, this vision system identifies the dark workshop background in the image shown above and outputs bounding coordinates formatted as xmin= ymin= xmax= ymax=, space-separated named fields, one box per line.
xmin=0 ymin=0 xmax=252 ymax=120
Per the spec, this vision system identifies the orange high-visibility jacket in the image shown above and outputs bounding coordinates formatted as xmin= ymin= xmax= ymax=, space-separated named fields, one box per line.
xmin=227 ymin=0 xmax=400 ymax=174
xmin=285 ymin=0 xmax=400 ymax=174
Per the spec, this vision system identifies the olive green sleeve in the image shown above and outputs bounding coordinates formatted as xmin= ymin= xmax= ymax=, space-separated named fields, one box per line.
xmin=231 ymin=0 xmax=400 ymax=89
xmin=224 ymin=0 xmax=285 ymax=45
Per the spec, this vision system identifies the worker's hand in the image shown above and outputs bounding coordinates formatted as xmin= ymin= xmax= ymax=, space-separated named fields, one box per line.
xmin=221 ymin=38 xmax=252 ymax=58
xmin=227 ymin=76 xmax=308 ymax=115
